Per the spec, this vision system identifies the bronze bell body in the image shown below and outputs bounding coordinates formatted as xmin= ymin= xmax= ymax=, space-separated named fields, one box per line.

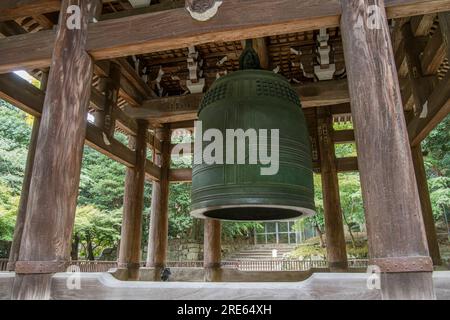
xmin=190 ymin=69 xmax=315 ymax=221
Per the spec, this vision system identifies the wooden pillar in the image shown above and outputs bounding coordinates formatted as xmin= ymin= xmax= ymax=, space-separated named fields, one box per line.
xmin=204 ymin=219 xmax=221 ymax=282
xmin=317 ymin=110 xmax=348 ymax=272
xmin=7 ymin=72 xmax=48 ymax=271
xmin=411 ymin=145 xmax=442 ymax=266
xmin=117 ymin=121 xmax=148 ymax=280
xmin=340 ymin=0 xmax=435 ymax=299
xmin=12 ymin=0 xmax=100 ymax=299
xmin=93 ymin=62 xmax=120 ymax=140
xmin=146 ymin=125 xmax=170 ymax=281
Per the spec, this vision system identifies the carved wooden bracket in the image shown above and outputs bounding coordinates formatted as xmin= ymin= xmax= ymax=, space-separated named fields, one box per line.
xmin=186 ymin=0 xmax=223 ymax=21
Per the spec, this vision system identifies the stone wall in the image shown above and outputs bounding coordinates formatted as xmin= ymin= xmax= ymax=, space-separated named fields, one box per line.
xmin=141 ymin=238 xmax=251 ymax=261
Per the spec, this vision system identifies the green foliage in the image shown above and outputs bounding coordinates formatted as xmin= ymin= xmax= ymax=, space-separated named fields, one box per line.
xmin=423 ymin=115 xmax=450 ymax=222
xmin=289 ymin=239 xmax=368 ymax=259
xmin=74 ymin=206 xmax=122 ymax=258
xmin=78 ymin=146 xmax=127 ymax=211
xmin=338 ymin=172 xmax=365 ymax=227
xmin=0 ymin=181 xmax=19 ymax=241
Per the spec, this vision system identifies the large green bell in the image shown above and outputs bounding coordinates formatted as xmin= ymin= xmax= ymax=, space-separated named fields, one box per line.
xmin=190 ymin=46 xmax=315 ymax=221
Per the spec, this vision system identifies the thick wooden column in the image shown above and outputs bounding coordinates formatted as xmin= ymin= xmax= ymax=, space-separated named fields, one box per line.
xmin=203 ymin=219 xmax=222 ymax=282
xmin=12 ymin=0 xmax=99 ymax=299
xmin=7 ymin=72 xmax=48 ymax=271
xmin=317 ymin=111 xmax=348 ymax=272
xmin=411 ymin=145 xmax=442 ymax=266
xmin=146 ymin=125 xmax=170 ymax=281
xmin=117 ymin=121 xmax=148 ymax=280
xmin=340 ymin=0 xmax=435 ymax=299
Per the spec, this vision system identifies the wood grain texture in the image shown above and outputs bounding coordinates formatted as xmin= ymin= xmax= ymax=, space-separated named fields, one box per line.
xmin=7 ymin=117 xmax=40 ymax=271
xmin=118 ymin=122 xmax=148 ymax=280
xmin=204 ymin=219 xmax=221 ymax=282
xmin=402 ymin=22 xmax=433 ymax=115
xmin=317 ymin=111 xmax=348 ymax=272
xmin=2 ymin=0 xmax=450 ymax=73
xmin=408 ymin=71 xmax=450 ymax=146
xmin=146 ymin=125 xmax=171 ymax=279
xmin=0 ymin=0 xmax=61 ymax=22
xmin=411 ymin=145 xmax=442 ymax=265
xmin=12 ymin=0 xmax=95 ymax=299
xmin=340 ymin=0 xmax=434 ymax=299
xmin=5 ymin=71 xmax=46 ymax=271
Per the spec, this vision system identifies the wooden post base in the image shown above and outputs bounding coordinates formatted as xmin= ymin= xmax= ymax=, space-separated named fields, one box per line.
xmin=204 ymin=267 xmax=222 ymax=282
xmin=11 ymin=274 xmax=53 ymax=300
xmin=381 ymin=272 xmax=436 ymax=300
xmin=139 ymin=267 xmax=164 ymax=281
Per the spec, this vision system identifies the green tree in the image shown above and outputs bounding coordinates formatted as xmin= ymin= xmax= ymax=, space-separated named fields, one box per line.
xmin=73 ymin=206 xmax=122 ymax=260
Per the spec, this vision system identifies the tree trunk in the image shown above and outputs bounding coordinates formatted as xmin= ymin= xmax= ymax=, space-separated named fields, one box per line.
xmin=314 ymin=224 xmax=325 ymax=248
xmin=86 ymin=233 xmax=95 ymax=261
xmin=71 ymin=233 xmax=79 ymax=261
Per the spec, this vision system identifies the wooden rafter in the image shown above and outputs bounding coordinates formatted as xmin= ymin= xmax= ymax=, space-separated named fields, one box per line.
xmin=0 ymin=0 xmax=61 ymax=22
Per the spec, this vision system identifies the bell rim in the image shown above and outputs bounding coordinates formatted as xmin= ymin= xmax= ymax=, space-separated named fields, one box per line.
xmin=190 ymin=204 xmax=316 ymax=222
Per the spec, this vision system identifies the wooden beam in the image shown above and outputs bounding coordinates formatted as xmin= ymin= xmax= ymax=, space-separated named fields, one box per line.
xmin=335 ymin=157 xmax=358 ymax=172
xmin=421 ymin=27 xmax=446 ymax=75
xmin=0 ymin=73 xmax=43 ymax=117
xmin=0 ymin=0 xmax=61 ymax=22
xmin=411 ymin=145 xmax=442 ymax=265
xmin=411 ymin=14 xmax=437 ymax=36
xmin=2 ymin=0 xmax=450 ymax=73
xmin=128 ymin=80 xmax=350 ymax=122
xmin=94 ymin=61 xmax=145 ymax=108
xmin=115 ymin=58 xmax=155 ymax=99
xmin=0 ymin=73 xmax=161 ymax=180
xmin=408 ymin=71 xmax=450 ymax=146
xmin=169 ymin=168 xmax=192 ymax=182
xmin=332 ymin=130 xmax=355 ymax=144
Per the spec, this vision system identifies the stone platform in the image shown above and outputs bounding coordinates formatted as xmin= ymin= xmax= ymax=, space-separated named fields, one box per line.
xmin=1 ymin=271 xmax=449 ymax=300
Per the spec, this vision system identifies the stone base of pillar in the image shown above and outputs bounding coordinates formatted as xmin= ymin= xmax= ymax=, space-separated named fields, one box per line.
xmin=110 ymin=268 xmax=129 ymax=281
xmin=204 ymin=267 xmax=222 ymax=282
xmin=113 ymin=264 xmax=140 ymax=281
xmin=139 ymin=267 xmax=164 ymax=281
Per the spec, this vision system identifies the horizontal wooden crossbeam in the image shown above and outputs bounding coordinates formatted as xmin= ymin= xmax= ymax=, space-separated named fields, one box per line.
xmin=0 ymin=72 xmax=161 ymax=181
xmin=1 ymin=0 xmax=450 ymax=73
xmin=126 ymin=80 xmax=350 ymax=123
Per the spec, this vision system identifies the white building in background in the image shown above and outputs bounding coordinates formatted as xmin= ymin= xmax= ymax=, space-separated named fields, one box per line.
xmin=254 ymin=221 xmax=317 ymax=245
